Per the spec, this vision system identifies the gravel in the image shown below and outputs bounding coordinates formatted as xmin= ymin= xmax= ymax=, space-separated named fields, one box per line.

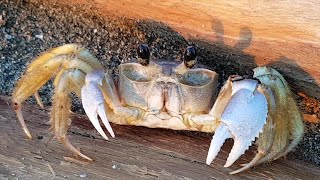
xmin=0 ymin=0 xmax=319 ymax=167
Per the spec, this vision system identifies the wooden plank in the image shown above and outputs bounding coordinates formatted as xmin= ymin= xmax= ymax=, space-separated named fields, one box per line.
xmin=53 ymin=0 xmax=320 ymax=98
xmin=0 ymin=96 xmax=319 ymax=179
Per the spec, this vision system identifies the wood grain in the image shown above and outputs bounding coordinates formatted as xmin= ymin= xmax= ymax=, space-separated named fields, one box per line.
xmin=49 ymin=0 xmax=320 ymax=98
xmin=0 ymin=96 xmax=319 ymax=179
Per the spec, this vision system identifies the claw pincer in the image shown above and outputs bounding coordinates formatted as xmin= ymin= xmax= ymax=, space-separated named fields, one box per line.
xmin=206 ymin=79 xmax=268 ymax=169
xmin=81 ymin=70 xmax=115 ymax=140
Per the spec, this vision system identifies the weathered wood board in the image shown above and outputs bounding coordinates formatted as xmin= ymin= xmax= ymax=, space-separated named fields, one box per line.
xmin=60 ymin=0 xmax=320 ymax=98
xmin=0 ymin=96 xmax=319 ymax=179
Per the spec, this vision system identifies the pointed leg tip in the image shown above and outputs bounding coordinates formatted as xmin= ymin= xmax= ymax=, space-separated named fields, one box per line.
xmin=63 ymin=156 xmax=93 ymax=165
xmin=240 ymin=163 xmax=248 ymax=167
xmin=229 ymin=170 xmax=240 ymax=175
xmin=59 ymin=136 xmax=93 ymax=162
xmin=229 ymin=166 xmax=249 ymax=175
xmin=82 ymin=155 xmax=94 ymax=162
xmin=25 ymin=131 xmax=33 ymax=139
xmin=229 ymin=153 xmax=265 ymax=174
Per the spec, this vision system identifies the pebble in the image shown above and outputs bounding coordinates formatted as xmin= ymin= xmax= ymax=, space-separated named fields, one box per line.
xmin=79 ymin=173 xmax=87 ymax=178
xmin=4 ymin=34 xmax=13 ymax=39
xmin=35 ymin=34 xmax=43 ymax=39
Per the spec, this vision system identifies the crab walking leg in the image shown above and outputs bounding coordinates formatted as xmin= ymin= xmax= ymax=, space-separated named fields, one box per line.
xmin=258 ymin=68 xmax=304 ymax=159
xmin=274 ymin=96 xmax=304 ymax=159
xmin=13 ymin=56 xmax=66 ymax=139
xmin=254 ymin=67 xmax=304 ymax=162
xmin=34 ymin=91 xmax=45 ymax=108
xmin=253 ymin=68 xmax=291 ymax=164
xmin=12 ymin=44 xmax=102 ymax=132
xmin=206 ymin=79 xmax=268 ymax=168
xmin=52 ymin=70 xmax=92 ymax=161
xmin=13 ymin=55 xmax=95 ymax=138
xmin=26 ymin=44 xmax=102 ymax=73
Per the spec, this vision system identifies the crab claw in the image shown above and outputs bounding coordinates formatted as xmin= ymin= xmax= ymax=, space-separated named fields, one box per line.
xmin=207 ymin=79 xmax=268 ymax=168
xmin=81 ymin=70 xmax=115 ymax=140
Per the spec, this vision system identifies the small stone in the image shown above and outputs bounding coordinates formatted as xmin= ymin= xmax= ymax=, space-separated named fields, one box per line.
xmin=79 ymin=173 xmax=87 ymax=178
xmin=35 ymin=34 xmax=44 ymax=39
xmin=112 ymin=164 xmax=118 ymax=169
xmin=0 ymin=15 xmax=5 ymax=26
xmin=5 ymin=34 xmax=13 ymax=39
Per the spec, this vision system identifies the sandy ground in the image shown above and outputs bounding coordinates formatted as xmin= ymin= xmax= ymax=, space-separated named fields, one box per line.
xmin=0 ymin=0 xmax=319 ymax=174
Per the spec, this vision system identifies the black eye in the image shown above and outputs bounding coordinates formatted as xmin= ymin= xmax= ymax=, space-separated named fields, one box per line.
xmin=242 ymin=69 xmax=262 ymax=83
xmin=137 ymin=44 xmax=150 ymax=66
xmin=184 ymin=46 xmax=197 ymax=68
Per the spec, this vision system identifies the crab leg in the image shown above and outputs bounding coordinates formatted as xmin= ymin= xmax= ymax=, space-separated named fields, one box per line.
xmin=258 ymin=68 xmax=304 ymax=159
xmin=51 ymin=69 xmax=94 ymax=161
xmin=13 ymin=44 xmax=102 ymax=139
xmin=13 ymin=57 xmax=93 ymax=138
xmin=13 ymin=56 xmax=66 ymax=139
xmin=253 ymin=67 xmax=304 ymax=164
xmin=258 ymin=76 xmax=289 ymax=163
xmin=276 ymin=96 xmax=304 ymax=158
xmin=34 ymin=91 xmax=44 ymax=108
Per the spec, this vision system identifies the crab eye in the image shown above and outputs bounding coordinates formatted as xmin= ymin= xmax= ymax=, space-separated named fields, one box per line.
xmin=137 ymin=44 xmax=150 ymax=66
xmin=184 ymin=46 xmax=197 ymax=68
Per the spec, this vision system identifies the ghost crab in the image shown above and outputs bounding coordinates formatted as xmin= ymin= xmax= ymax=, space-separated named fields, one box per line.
xmin=12 ymin=44 xmax=304 ymax=174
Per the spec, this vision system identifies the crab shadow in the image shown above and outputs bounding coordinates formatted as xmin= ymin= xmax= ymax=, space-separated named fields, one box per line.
xmin=188 ymin=18 xmax=319 ymax=98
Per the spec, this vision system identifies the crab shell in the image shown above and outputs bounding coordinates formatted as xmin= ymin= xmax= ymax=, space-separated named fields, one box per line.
xmin=117 ymin=61 xmax=218 ymax=129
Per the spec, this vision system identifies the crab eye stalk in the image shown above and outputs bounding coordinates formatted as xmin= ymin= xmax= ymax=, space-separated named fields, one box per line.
xmin=184 ymin=46 xmax=197 ymax=68
xmin=243 ymin=69 xmax=262 ymax=84
xmin=137 ymin=44 xmax=150 ymax=66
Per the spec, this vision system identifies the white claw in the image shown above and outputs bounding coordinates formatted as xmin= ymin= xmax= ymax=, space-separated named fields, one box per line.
xmin=81 ymin=71 xmax=115 ymax=140
xmin=208 ymin=79 xmax=268 ymax=167
xmin=222 ymin=80 xmax=267 ymax=167
xmin=224 ymin=139 xmax=252 ymax=167
xmin=86 ymin=104 xmax=110 ymax=140
xmin=206 ymin=124 xmax=232 ymax=165
xmin=97 ymin=104 xmax=115 ymax=138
